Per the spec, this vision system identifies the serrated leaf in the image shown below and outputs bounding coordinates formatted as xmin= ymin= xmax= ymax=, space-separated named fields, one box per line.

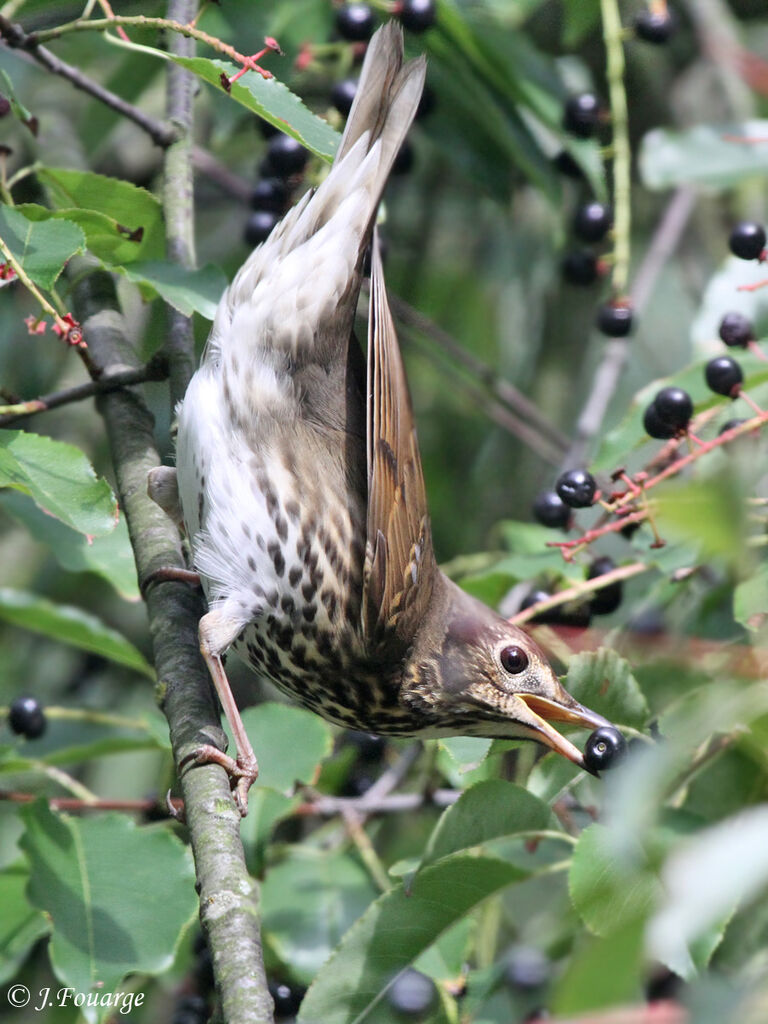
xmin=298 ymin=854 xmax=529 ymax=1024
xmin=419 ymin=780 xmax=551 ymax=872
xmin=438 ymin=736 xmax=492 ymax=772
xmin=0 ymin=430 xmax=117 ymax=536
xmin=0 ymin=589 xmax=152 ymax=677
xmin=563 ymin=648 xmax=649 ymax=729
xmin=16 ymin=203 xmax=152 ymax=267
xmin=0 ymin=69 xmax=38 ymax=134
xmin=262 ymin=848 xmax=377 ymax=986
xmin=37 ymin=167 xmax=164 ymax=262
xmin=120 ymin=260 xmax=227 ymax=319
xmin=170 ymin=55 xmax=340 ymax=161
xmin=656 ymin=475 xmax=745 ymax=563
xmin=640 ymin=122 xmax=768 ymax=191
xmin=0 ymin=206 xmax=84 ymax=290
xmin=553 ymin=917 xmax=645 ymax=1016
xmin=0 ymin=861 xmax=49 ymax=986
xmin=20 ymin=804 xmax=197 ymax=1012
xmin=237 ymin=703 xmax=332 ymax=792
xmin=0 ymin=491 xmax=139 ymax=600
xmin=569 ymin=824 xmax=660 ymax=936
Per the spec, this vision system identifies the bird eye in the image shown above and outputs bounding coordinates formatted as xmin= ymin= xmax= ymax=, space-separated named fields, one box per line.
xmin=500 ymin=645 xmax=529 ymax=674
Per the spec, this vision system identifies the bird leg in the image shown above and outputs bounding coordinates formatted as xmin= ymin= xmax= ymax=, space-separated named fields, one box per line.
xmin=184 ymin=608 xmax=259 ymax=816
xmin=147 ymin=466 xmax=184 ymax=527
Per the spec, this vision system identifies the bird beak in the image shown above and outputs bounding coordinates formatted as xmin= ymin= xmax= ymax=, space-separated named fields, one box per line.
xmin=516 ymin=694 xmax=611 ymax=769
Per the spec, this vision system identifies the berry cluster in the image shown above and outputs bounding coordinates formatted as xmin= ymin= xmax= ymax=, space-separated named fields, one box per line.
xmin=245 ymin=2 xmax=436 ymax=253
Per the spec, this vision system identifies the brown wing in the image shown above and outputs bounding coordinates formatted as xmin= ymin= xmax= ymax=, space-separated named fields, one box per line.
xmin=362 ymin=233 xmax=436 ymax=652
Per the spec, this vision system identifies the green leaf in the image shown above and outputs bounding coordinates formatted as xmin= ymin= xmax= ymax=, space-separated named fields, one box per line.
xmin=0 ymin=206 xmax=84 ymax=290
xmin=0 ymin=430 xmax=117 ymax=536
xmin=298 ymin=854 xmax=529 ymax=1024
xmin=734 ymin=562 xmax=768 ymax=633
xmin=569 ymin=824 xmax=660 ymax=936
xmin=20 ymin=803 xmax=197 ymax=1008
xmin=553 ymin=917 xmax=645 ymax=1015
xmin=170 ymin=56 xmax=340 ymax=161
xmin=655 ymin=475 xmax=745 ymax=563
xmin=16 ymin=203 xmax=154 ymax=268
xmin=240 ymin=789 xmax=298 ymax=876
xmin=438 ymin=736 xmax=492 ymax=772
xmin=420 ymin=780 xmax=552 ymax=871
xmin=0 ymin=589 xmax=153 ymax=677
xmin=647 ymin=807 xmax=768 ymax=979
xmin=563 ymin=649 xmax=649 ymax=729
xmin=640 ymin=122 xmax=768 ymax=191
xmin=0 ymin=491 xmax=139 ymax=601
xmin=0 ymin=861 xmax=50 ymax=986
xmin=37 ymin=167 xmax=164 ymax=262
xmin=121 ymin=260 xmax=227 ymax=319
xmin=0 ymin=69 xmax=38 ymax=134
xmin=262 ymin=848 xmax=377 ymax=986
xmin=562 ymin=0 xmax=601 ymax=46
xmin=238 ymin=703 xmax=332 ymax=792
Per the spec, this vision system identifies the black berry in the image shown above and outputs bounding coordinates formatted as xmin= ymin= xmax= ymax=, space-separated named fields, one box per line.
xmin=171 ymin=994 xmax=208 ymax=1024
xmin=705 ymin=355 xmax=743 ymax=396
xmin=269 ymin=980 xmax=306 ymax=1019
xmin=521 ymin=590 xmax=592 ymax=629
xmin=561 ymin=249 xmax=599 ymax=286
xmin=505 ymin=946 xmax=551 ymax=990
xmin=584 ymin=725 xmax=627 ymax=773
xmin=653 ymin=386 xmax=693 ymax=430
xmin=719 ymin=311 xmax=754 ymax=348
xmin=0 ymin=95 xmax=10 ymax=118
xmin=634 ymin=8 xmax=677 ymax=44
xmin=346 ymin=730 xmax=387 ymax=763
xmin=588 ymin=556 xmax=623 ymax=615
xmin=532 ymin=489 xmax=571 ymax=529
xmin=573 ymin=201 xmax=613 ymax=243
xmin=265 ymin=134 xmax=309 ymax=177
xmin=719 ymin=417 xmax=747 ymax=435
xmin=399 ymin=0 xmax=437 ymax=33
xmin=250 ymin=178 xmax=288 ymax=213
xmin=244 ymin=210 xmax=279 ymax=246
xmin=555 ymin=468 xmax=597 ymax=508
xmin=643 ymin=402 xmax=677 ymax=440
xmin=553 ymin=150 xmax=584 ymax=179
xmin=8 ymin=696 xmax=46 ymax=739
xmin=729 ymin=221 xmax=766 ymax=261
xmin=387 ymin=968 xmax=437 ymax=1016
xmin=392 ymin=139 xmax=414 ymax=175
xmin=563 ymin=92 xmax=601 ymax=139
xmin=336 ymin=3 xmax=376 ymax=41
xmin=257 ymin=118 xmax=280 ymax=139
xmin=331 ymin=78 xmax=358 ymax=117
xmin=596 ymin=302 xmax=633 ymax=337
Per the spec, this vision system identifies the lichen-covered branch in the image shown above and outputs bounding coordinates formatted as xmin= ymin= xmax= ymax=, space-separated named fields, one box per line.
xmin=70 ymin=261 xmax=273 ymax=1024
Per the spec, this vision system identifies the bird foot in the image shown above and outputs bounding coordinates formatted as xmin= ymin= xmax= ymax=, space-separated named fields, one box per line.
xmin=142 ymin=566 xmax=202 ymax=594
xmin=181 ymin=743 xmax=259 ymax=817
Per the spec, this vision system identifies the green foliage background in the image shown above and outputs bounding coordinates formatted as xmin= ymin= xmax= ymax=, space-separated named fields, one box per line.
xmin=1 ymin=0 xmax=768 ymax=1022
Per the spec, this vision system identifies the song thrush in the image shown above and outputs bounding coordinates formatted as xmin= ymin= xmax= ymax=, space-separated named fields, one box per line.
xmin=151 ymin=23 xmax=611 ymax=813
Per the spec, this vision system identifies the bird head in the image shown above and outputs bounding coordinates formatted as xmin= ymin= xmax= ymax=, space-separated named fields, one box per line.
xmin=404 ymin=582 xmax=609 ymax=769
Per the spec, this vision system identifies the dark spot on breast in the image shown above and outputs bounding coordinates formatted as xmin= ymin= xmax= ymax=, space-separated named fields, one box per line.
xmin=281 ymin=596 xmax=295 ymax=615
xmin=302 ymin=604 xmax=317 ymax=622
xmin=247 ymin=555 xmax=257 ymax=572
xmin=302 ymin=580 xmax=316 ymax=602
xmin=276 ymin=516 xmax=288 ymax=543
xmin=285 ymin=500 xmax=300 ymax=522
xmin=289 ymin=566 xmax=302 ymax=587
xmin=266 ymin=589 xmax=279 ymax=608
xmin=321 ymin=589 xmax=338 ymax=621
xmin=268 ymin=540 xmax=285 ymax=577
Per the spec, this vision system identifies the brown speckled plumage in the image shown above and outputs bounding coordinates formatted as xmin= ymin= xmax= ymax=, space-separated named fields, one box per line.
xmin=161 ymin=24 xmax=611 ymax=813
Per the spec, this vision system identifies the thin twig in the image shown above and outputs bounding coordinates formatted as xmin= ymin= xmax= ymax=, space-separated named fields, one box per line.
xmin=509 ymin=561 xmax=650 ymax=625
xmin=0 ymin=15 xmax=177 ymax=147
xmin=0 ymin=357 xmax=168 ymax=426
xmin=600 ymin=0 xmax=631 ymax=297
xmin=164 ymin=0 xmax=198 ymax=410
xmin=192 ymin=145 xmax=252 ymax=203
